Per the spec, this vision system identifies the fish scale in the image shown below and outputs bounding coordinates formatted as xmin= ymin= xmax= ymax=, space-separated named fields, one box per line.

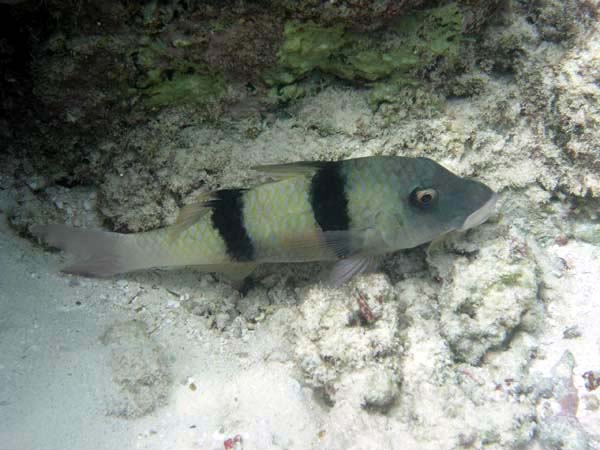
xmin=344 ymin=160 xmax=401 ymax=230
xmin=173 ymin=219 xmax=227 ymax=260
xmin=243 ymin=176 xmax=321 ymax=261
xmin=133 ymin=219 xmax=228 ymax=264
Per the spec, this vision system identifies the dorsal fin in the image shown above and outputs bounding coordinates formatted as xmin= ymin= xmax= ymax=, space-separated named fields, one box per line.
xmin=251 ymin=160 xmax=333 ymax=179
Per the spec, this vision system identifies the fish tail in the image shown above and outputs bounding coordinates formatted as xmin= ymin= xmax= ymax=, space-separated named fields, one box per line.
xmin=31 ymin=224 xmax=167 ymax=277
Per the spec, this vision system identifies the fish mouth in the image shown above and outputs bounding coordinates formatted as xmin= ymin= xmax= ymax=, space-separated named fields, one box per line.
xmin=458 ymin=192 xmax=498 ymax=231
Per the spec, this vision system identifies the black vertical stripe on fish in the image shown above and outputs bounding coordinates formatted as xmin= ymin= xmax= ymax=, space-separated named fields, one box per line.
xmin=208 ymin=189 xmax=255 ymax=261
xmin=310 ymin=162 xmax=350 ymax=231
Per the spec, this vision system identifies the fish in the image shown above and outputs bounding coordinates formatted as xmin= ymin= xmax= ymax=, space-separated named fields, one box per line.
xmin=31 ymin=156 xmax=497 ymax=286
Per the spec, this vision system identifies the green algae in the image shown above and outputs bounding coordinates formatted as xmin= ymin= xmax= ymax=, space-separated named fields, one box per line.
xmin=135 ymin=2 xmax=463 ymax=110
xmin=266 ymin=3 xmax=463 ymax=91
xmin=498 ymin=272 xmax=523 ymax=287
xmin=269 ymin=83 xmax=307 ymax=102
xmin=266 ymin=21 xmax=348 ymax=84
xmin=145 ymin=71 xmax=226 ymax=108
xmin=368 ymin=75 xmax=420 ymax=108
xmin=133 ymin=39 xmax=226 ymax=109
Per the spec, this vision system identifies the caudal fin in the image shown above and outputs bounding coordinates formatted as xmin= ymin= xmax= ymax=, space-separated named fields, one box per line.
xmin=31 ymin=224 xmax=149 ymax=277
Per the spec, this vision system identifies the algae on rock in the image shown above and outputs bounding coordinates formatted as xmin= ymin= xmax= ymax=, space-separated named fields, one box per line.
xmin=265 ymin=3 xmax=463 ymax=92
xmin=144 ymin=70 xmax=226 ymax=108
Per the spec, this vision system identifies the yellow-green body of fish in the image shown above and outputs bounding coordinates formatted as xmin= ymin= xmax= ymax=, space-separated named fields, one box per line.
xmin=33 ymin=156 xmax=496 ymax=285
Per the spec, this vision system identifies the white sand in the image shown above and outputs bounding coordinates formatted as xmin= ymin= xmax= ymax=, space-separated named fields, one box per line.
xmin=2 ymin=201 xmax=600 ymax=449
xmin=0 ymin=215 xmax=325 ymax=450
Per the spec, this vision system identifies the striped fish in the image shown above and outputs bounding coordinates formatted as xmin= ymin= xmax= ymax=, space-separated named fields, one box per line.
xmin=32 ymin=156 xmax=497 ymax=286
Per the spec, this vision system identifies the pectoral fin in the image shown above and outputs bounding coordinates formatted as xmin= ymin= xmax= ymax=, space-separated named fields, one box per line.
xmin=328 ymin=256 xmax=377 ymax=287
xmin=425 ymin=234 xmax=449 ymax=257
xmin=281 ymin=229 xmax=368 ymax=260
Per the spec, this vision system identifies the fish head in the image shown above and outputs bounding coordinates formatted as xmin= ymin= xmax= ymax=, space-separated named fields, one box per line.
xmin=384 ymin=157 xmax=497 ymax=249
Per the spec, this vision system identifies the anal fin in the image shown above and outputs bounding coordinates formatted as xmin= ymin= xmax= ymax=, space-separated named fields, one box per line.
xmin=217 ymin=262 xmax=258 ymax=291
xmin=218 ymin=262 xmax=257 ymax=282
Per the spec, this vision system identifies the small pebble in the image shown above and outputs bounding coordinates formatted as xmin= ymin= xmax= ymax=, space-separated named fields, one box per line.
xmin=166 ymin=299 xmax=180 ymax=309
xmin=563 ymin=326 xmax=581 ymax=339
xmin=25 ymin=176 xmax=48 ymax=191
xmin=361 ymin=369 xmax=397 ymax=410
xmin=582 ymin=395 xmax=599 ymax=411
xmin=583 ymin=371 xmax=600 ymax=391
xmin=555 ymin=234 xmax=569 ymax=246
xmin=215 ymin=313 xmax=230 ymax=331
xmin=266 ymin=348 xmax=290 ymax=363
xmin=458 ymin=432 xmax=478 ymax=447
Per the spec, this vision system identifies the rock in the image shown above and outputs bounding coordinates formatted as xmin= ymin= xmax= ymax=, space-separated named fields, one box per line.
xmin=293 ymin=274 xmax=403 ymax=405
xmin=100 ymin=320 xmax=171 ymax=418
xmin=429 ymin=225 xmax=542 ymax=365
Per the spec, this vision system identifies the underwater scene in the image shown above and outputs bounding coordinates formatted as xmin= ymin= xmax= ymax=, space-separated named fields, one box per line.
xmin=0 ymin=0 xmax=599 ymax=449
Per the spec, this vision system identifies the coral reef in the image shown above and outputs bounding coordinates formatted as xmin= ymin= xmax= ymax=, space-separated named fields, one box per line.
xmin=429 ymin=225 xmax=542 ymax=365
xmin=294 ymin=274 xmax=404 ymax=408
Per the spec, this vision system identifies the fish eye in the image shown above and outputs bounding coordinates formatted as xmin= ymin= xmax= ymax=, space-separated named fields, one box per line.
xmin=410 ymin=188 xmax=437 ymax=209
